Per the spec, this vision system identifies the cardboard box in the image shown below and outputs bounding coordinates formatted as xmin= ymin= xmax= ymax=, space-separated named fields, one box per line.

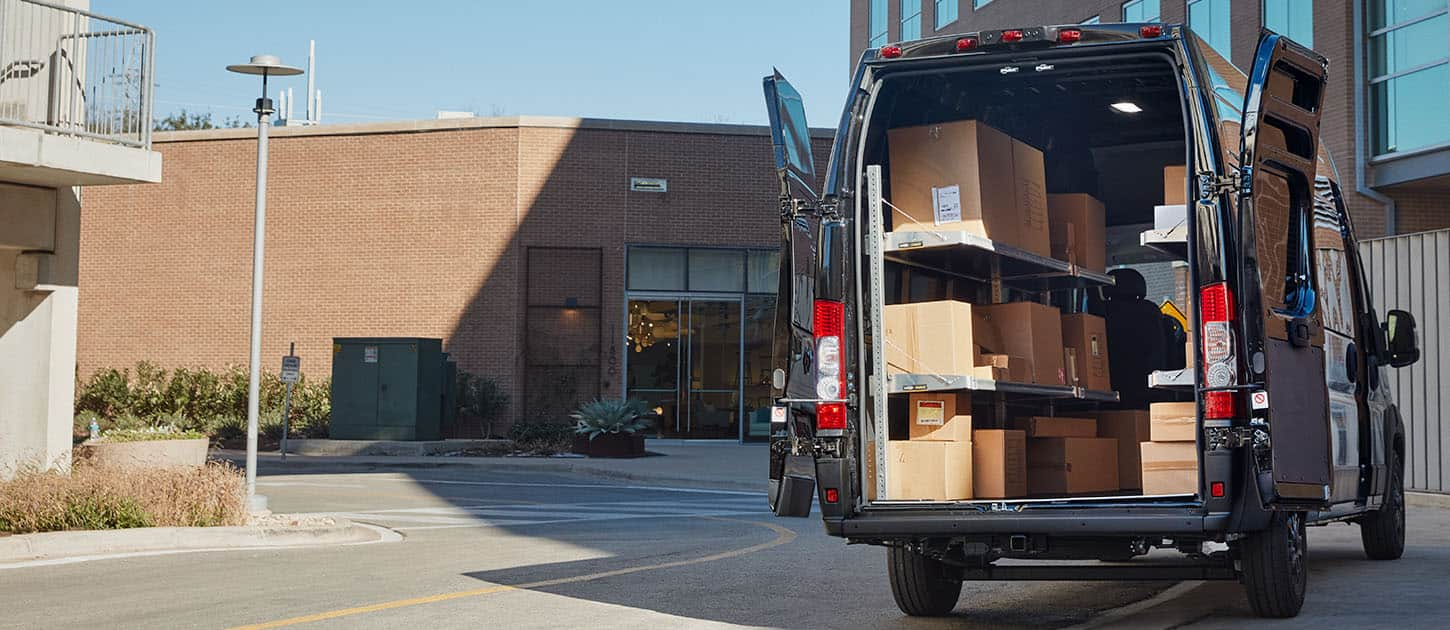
xmin=973 ymin=429 xmax=1027 ymax=499
xmin=1027 ymin=437 xmax=1120 ymax=496
xmin=976 ymin=353 xmax=1032 ymax=382
xmin=887 ymin=120 xmax=1049 ymax=257
xmin=1150 ymin=402 xmax=1197 ymax=442
xmin=1015 ymin=416 xmax=1097 ymax=438
xmin=1140 ymin=441 xmax=1198 ymax=496
xmin=1164 ymin=165 xmax=1187 ymax=205
xmin=1061 ymin=313 xmax=1110 ymax=392
xmin=887 ymin=440 xmax=974 ymax=501
xmin=1097 ymin=410 xmax=1152 ymax=490
xmin=908 ymin=392 xmax=973 ymax=441
xmin=1047 ymin=194 xmax=1106 ymax=272
xmin=976 ymin=302 xmax=1065 ymax=385
xmin=883 ymin=301 xmax=982 ymax=375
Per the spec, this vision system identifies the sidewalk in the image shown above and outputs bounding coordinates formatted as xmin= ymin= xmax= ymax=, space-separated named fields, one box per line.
xmin=216 ymin=440 xmax=767 ymax=492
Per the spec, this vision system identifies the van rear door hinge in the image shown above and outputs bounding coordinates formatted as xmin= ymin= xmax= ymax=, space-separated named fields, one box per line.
xmin=1197 ymin=169 xmax=1243 ymax=200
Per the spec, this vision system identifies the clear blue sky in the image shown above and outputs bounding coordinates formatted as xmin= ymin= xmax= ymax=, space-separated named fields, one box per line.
xmin=96 ymin=1 xmax=849 ymax=128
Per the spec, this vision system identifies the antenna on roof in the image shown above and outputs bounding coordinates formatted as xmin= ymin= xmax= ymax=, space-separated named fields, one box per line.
xmin=281 ymin=40 xmax=321 ymax=126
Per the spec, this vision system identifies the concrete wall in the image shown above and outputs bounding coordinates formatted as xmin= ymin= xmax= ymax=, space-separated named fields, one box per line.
xmin=0 ymin=185 xmax=81 ymax=477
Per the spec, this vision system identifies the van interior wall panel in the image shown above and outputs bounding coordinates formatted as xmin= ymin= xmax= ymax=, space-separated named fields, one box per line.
xmin=1360 ymin=229 xmax=1450 ymax=493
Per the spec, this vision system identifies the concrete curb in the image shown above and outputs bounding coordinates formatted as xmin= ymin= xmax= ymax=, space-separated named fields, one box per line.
xmin=1409 ymin=491 xmax=1450 ymax=510
xmin=220 ymin=452 xmax=764 ymax=493
xmin=0 ymin=518 xmax=389 ymax=568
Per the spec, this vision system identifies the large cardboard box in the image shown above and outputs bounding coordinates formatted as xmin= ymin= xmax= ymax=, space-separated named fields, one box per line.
xmin=976 ymin=302 xmax=1065 ymax=385
xmin=1047 ymin=194 xmax=1106 ymax=272
xmin=883 ymin=301 xmax=982 ymax=375
xmin=1164 ymin=165 xmax=1187 ymax=205
xmin=973 ymin=429 xmax=1027 ymax=499
xmin=887 ymin=120 xmax=1049 ymax=256
xmin=1150 ymin=402 xmax=1197 ymax=442
xmin=1097 ymin=410 xmax=1152 ymax=490
xmin=1141 ymin=441 xmax=1198 ymax=496
xmin=1061 ymin=313 xmax=1111 ymax=391
xmin=908 ymin=392 xmax=973 ymax=441
xmin=1015 ymin=416 xmax=1097 ymax=438
xmin=887 ymin=440 xmax=974 ymax=501
xmin=1027 ymin=437 xmax=1120 ymax=496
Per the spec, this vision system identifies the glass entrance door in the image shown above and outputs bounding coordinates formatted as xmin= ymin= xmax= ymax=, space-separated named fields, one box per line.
xmin=626 ymin=297 xmax=744 ymax=438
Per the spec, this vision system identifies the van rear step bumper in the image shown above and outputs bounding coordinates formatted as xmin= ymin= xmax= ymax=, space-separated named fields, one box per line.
xmin=958 ymin=562 xmax=1237 ymax=581
xmin=836 ymin=508 xmax=1230 ymax=537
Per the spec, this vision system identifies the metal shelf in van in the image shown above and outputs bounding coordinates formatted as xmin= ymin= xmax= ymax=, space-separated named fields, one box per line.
xmin=888 ymin=373 xmax=1120 ymax=402
xmin=1140 ymin=225 xmax=1188 ymax=259
xmin=1149 ymin=368 xmax=1195 ymax=389
xmin=883 ymin=230 xmax=1117 ymax=291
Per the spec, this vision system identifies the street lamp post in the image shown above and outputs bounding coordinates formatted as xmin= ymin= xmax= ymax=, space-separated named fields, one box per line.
xmin=226 ymin=55 xmax=302 ymax=512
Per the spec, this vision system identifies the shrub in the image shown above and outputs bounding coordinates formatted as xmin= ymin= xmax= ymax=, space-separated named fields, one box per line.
xmin=508 ymin=422 xmax=575 ymax=455
xmin=100 ymin=426 xmax=207 ymax=443
xmin=571 ymin=398 xmax=654 ymax=440
xmin=76 ymin=368 xmax=130 ymax=419
xmin=457 ymin=371 xmax=509 ymax=438
xmin=0 ymin=461 xmax=245 ymax=533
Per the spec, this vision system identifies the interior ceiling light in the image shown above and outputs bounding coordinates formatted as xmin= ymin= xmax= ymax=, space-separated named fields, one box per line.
xmin=1111 ymin=101 xmax=1143 ymax=113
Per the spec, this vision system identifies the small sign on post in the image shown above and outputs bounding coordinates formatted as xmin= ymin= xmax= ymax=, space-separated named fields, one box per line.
xmin=280 ymin=344 xmax=299 ymax=459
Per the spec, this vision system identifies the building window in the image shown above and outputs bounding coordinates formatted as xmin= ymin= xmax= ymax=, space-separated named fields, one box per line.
xmin=1082 ymin=15 xmax=1102 ymax=24
xmin=901 ymin=0 xmax=922 ymax=40
xmin=869 ymin=0 xmax=889 ymax=47
xmin=1370 ymin=0 xmax=1450 ymax=155
xmin=1263 ymin=0 xmax=1313 ymax=48
xmin=974 ymin=0 xmax=992 ymax=9
xmin=1188 ymin=0 xmax=1232 ymax=57
xmin=935 ymin=0 xmax=958 ymax=29
xmin=1122 ymin=0 xmax=1160 ymax=22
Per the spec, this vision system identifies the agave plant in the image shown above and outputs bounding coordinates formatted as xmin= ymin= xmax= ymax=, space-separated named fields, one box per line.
xmin=571 ymin=398 xmax=655 ymax=440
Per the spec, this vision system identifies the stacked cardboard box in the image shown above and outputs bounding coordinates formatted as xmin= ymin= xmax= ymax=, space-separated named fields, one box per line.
xmin=1047 ymin=194 xmax=1107 ymax=273
xmin=1061 ymin=313 xmax=1110 ymax=391
xmin=1140 ymin=402 xmax=1198 ymax=495
xmin=886 ymin=392 xmax=975 ymax=500
xmin=975 ymin=302 xmax=1065 ymax=385
xmin=1098 ymin=410 xmax=1152 ymax=491
xmin=973 ymin=429 xmax=1027 ymax=499
xmin=887 ymin=120 xmax=1049 ymax=257
xmin=1028 ymin=434 xmax=1120 ymax=496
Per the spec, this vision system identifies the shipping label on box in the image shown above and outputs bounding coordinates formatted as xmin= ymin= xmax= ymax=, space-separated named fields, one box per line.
xmin=932 ymin=185 xmax=962 ymax=225
xmin=1150 ymin=402 xmax=1198 ymax=442
xmin=973 ymin=429 xmax=1027 ymax=499
xmin=1141 ymin=441 xmax=1198 ymax=496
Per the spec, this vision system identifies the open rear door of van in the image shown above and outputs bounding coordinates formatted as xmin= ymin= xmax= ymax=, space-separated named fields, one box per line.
xmin=1239 ymin=32 xmax=1333 ymax=509
xmin=764 ymin=69 xmax=820 ymax=517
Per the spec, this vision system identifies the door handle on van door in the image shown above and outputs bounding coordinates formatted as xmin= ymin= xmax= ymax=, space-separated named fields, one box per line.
xmin=1346 ymin=343 xmax=1358 ymax=384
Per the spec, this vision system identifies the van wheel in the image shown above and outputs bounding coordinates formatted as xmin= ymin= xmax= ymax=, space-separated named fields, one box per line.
xmin=1237 ymin=511 xmax=1308 ymax=618
xmin=1360 ymin=451 xmax=1406 ymax=560
xmin=887 ymin=546 xmax=961 ymax=617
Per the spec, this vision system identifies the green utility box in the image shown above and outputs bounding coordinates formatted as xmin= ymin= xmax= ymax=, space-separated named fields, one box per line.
xmin=330 ymin=337 xmax=446 ymax=440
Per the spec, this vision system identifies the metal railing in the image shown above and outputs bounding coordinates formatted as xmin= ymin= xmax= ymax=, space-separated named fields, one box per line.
xmin=0 ymin=0 xmax=154 ymax=148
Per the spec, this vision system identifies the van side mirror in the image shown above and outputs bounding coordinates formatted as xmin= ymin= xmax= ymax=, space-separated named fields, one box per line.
xmin=1384 ymin=309 xmax=1420 ymax=368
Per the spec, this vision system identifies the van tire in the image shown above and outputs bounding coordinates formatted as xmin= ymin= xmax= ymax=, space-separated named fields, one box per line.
xmin=1237 ymin=511 xmax=1308 ymax=618
xmin=1360 ymin=451 xmax=1406 ymax=560
xmin=887 ymin=546 xmax=961 ymax=617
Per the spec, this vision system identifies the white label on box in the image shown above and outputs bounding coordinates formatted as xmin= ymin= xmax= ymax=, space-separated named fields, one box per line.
xmin=915 ymin=401 xmax=945 ymax=425
xmin=931 ymin=185 xmax=961 ymax=225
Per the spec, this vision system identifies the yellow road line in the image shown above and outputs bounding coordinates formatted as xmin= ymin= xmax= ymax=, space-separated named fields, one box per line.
xmin=229 ymin=518 xmax=796 ymax=629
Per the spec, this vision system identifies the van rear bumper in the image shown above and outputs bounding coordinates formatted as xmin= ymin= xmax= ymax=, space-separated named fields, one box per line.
xmin=832 ymin=507 xmax=1230 ymax=539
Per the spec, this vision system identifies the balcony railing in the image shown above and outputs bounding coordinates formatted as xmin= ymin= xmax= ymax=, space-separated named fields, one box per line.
xmin=0 ymin=0 xmax=154 ymax=148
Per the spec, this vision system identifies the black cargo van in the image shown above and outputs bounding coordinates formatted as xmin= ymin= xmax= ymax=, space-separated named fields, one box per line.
xmin=762 ymin=24 xmax=1422 ymax=619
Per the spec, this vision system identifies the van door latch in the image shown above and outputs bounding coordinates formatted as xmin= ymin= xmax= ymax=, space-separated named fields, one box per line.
xmin=1197 ymin=170 xmax=1241 ymax=200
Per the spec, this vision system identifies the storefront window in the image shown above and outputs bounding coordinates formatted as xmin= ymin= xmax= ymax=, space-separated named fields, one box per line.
xmin=1370 ymin=1 xmax=1450 ymax=154
xmin=627 ymin=247 xmax=685 ymax=290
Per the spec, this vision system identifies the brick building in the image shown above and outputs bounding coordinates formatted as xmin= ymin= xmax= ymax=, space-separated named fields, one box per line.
xmin=80 ymin=116 xmax=829 ymax=441
xmin=849 ymin=0 xmax=1450 ymax=237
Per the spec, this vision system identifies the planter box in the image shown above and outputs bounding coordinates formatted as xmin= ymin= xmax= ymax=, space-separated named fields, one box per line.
xmin=84 ymin=438 xmax=209 ymax=469
xmin=572 ymin=433 xmax=646 ymax=458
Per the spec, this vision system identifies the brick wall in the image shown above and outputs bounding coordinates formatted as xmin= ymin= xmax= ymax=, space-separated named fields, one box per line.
xmin=1393 ymin=189 xmax=1450 ymax=235
xmin=79 ymin=120 xmax=832 ymax=427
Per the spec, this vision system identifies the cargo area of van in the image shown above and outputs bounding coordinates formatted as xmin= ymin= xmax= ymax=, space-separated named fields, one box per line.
xmin=859 ymin=51 xmax=1206 ymax=506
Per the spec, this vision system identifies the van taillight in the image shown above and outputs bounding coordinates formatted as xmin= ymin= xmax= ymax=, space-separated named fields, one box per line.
xmin=814 ymin=300 xmax=847 ymax=430
xmin=1140 ymin=25 xmax=1163 ymax=38
xmin=1200 ymin=283 xmax=1239 ymax=419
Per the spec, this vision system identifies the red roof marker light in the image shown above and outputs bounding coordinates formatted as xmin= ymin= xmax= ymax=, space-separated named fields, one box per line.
xmin=956 ymin=37 xmax=979 ymax=52
xmin=1140 ymin=24 xmax=1164 ymax=38
xmin=879 ymin=45 xmax=903 ymax=59
xmin=1001 ymin=29 xmax=1024 ymax=43
xmin=1058 ymin=29 xmax=1082 ymax=43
